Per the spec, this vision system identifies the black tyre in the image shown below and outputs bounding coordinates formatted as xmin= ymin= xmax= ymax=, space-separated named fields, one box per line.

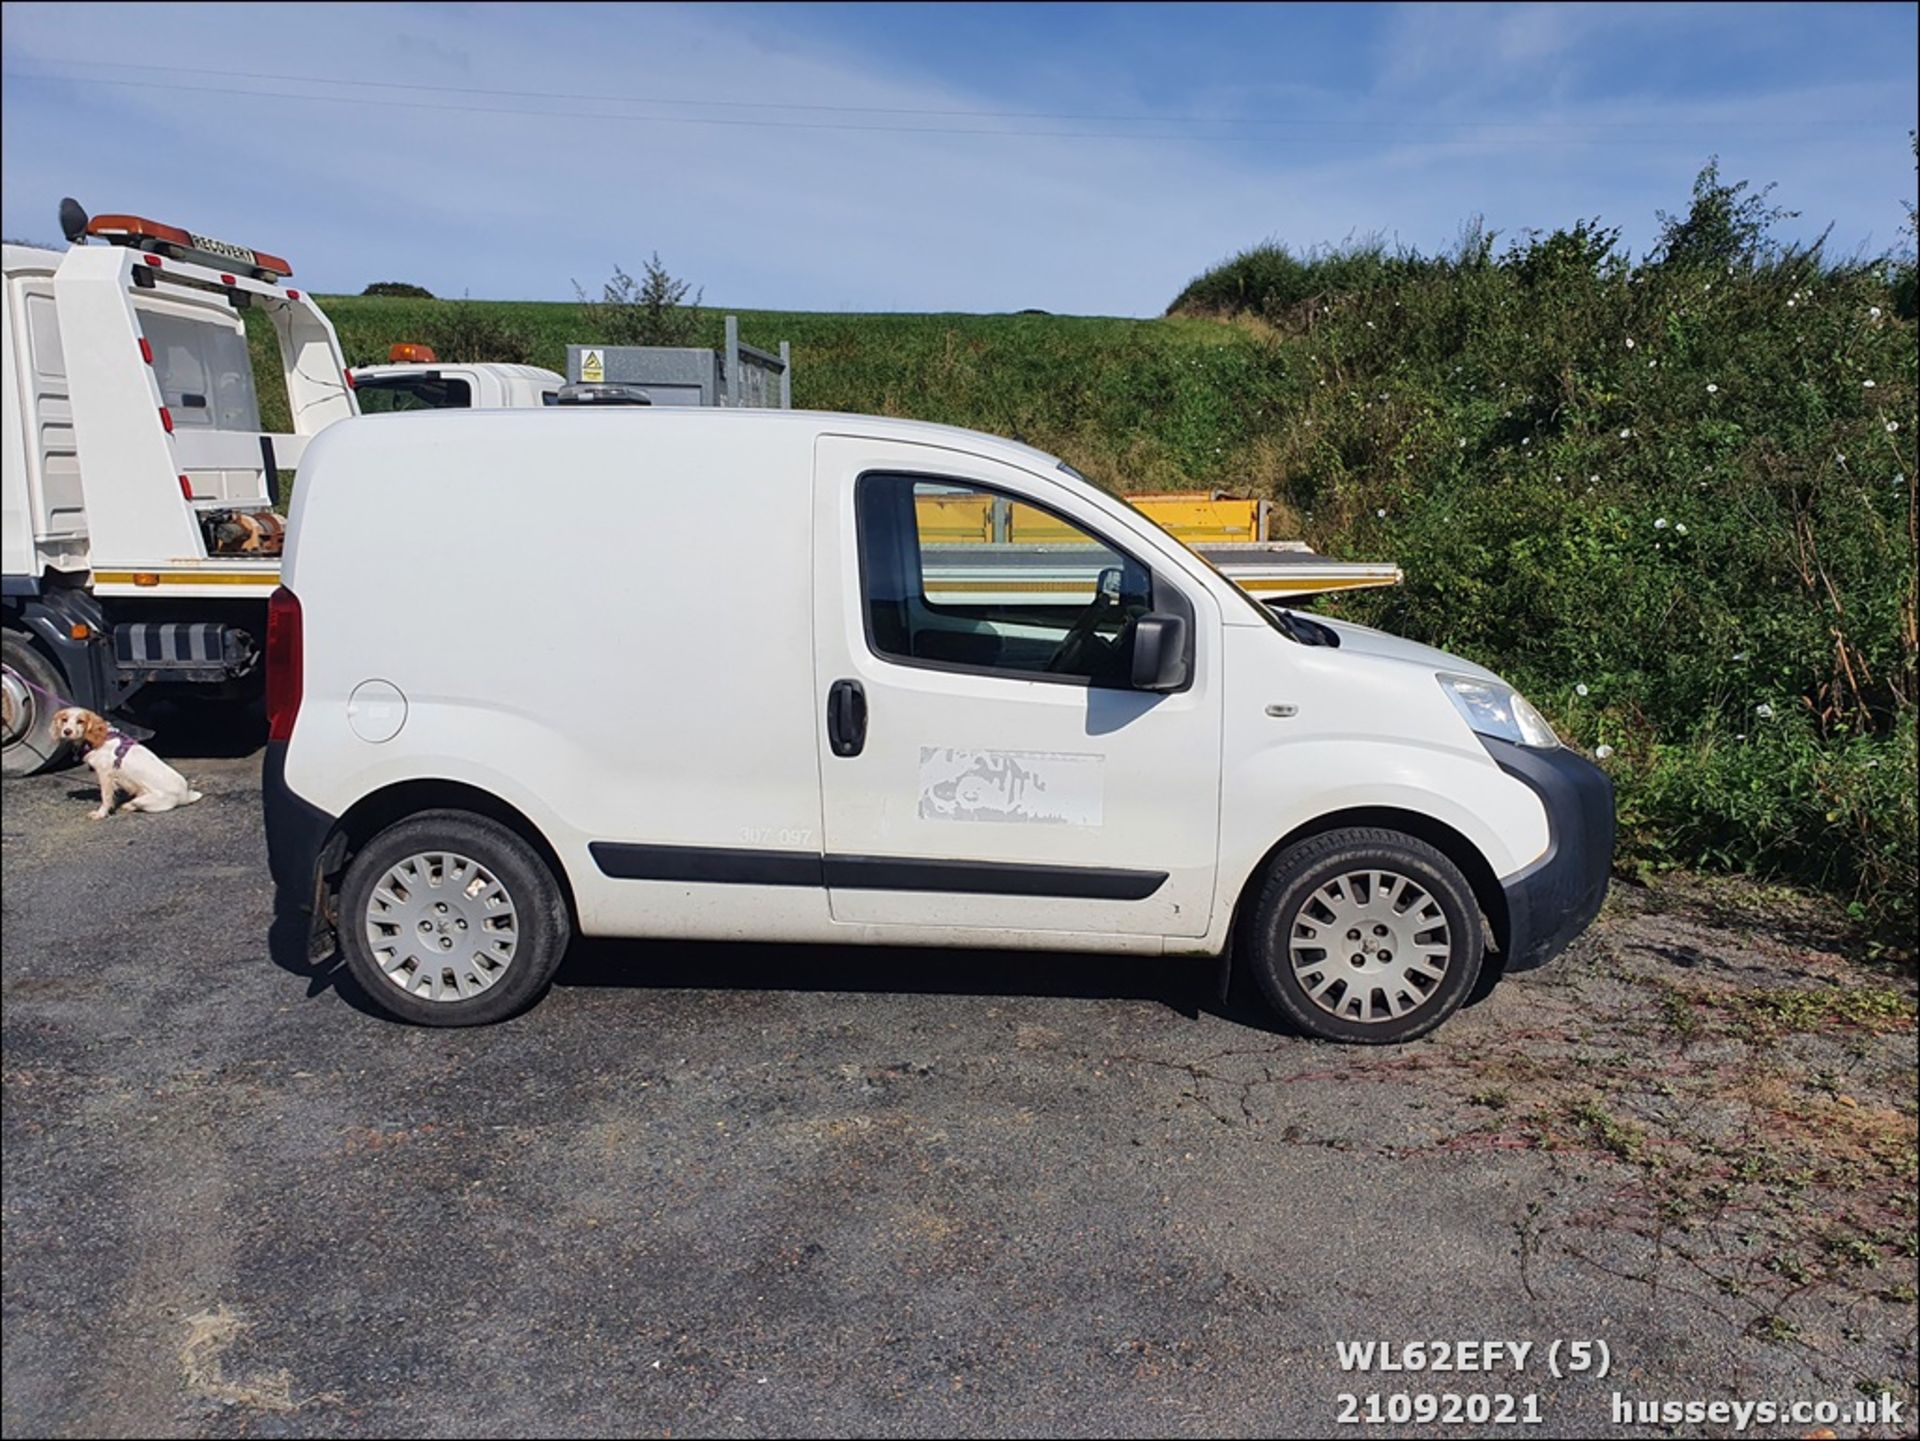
xmin=1243 ymin=827 xmax=1484 ymax=1044
xmin=337 ymin=810 xmax=571 ymax=1026
xmin=2 ymin=629 xmax=71 ymax=779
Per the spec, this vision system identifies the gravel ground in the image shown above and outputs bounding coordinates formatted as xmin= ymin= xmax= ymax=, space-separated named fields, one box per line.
xmin=2 ymin=743 xmax=1914 ymax=1438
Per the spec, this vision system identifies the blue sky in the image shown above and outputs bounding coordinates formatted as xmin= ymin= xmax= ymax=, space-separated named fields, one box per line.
xmin=2 ymin=2 xmax=1914 ymax=315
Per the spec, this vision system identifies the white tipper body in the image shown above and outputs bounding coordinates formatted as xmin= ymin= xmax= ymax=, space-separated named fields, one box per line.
xmin=280 ymin=408 xmax=1551 ymax=957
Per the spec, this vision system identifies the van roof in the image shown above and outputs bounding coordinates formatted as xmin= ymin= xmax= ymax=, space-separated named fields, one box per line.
xmin=327 ymin=403 xmax=1074 ymax=475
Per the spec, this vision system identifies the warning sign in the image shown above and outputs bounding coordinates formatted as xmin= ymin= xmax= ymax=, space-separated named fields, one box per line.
xmin=580 ymin=349 xmax=604 ymax=383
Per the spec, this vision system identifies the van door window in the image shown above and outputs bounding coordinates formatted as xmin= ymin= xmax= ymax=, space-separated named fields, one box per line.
xmin=136 ymin=308 xmax=261 ymax=432
xmin=856 ymin=474 xmax=1153 ymax=688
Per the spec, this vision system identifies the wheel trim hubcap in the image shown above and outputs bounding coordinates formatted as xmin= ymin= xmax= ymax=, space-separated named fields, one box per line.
xmin=2 ymin=668 xmax=32 ymax=748
xmin=364 ymin=851 xmax=519 ymax=1002
xmin=1288 ymin=869 xmax=1452 ymax=1025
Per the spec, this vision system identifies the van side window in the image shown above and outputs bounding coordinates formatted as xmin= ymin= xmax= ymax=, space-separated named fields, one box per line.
xmin=856 ymin=474 xmax=1153 ymax=688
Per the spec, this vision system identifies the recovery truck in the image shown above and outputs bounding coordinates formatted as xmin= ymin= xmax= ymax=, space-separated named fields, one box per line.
xmin=2 ymin=203 xmax=356 ymax=775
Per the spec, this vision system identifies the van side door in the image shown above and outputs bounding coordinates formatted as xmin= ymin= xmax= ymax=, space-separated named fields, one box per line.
xmin=811 ymin=434 xmax=1223 ymax=939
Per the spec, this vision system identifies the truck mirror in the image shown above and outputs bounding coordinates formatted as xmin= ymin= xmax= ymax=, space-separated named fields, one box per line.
xmin=1129 ymin=613 xmax=1189 ymax=692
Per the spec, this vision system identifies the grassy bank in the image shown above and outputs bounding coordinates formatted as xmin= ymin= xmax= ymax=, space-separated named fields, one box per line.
xmin=287 ymin=164 xmax=1916 ymax=941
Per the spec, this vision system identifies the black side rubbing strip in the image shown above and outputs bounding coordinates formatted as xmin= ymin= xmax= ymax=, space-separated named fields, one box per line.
xmin=823 ymin=854 xmax=1165 ymax=900
xmin=588 ymin=843 xmax=1167 ymax=900
xmin=589 ymin=843 xmax=823 ymax=887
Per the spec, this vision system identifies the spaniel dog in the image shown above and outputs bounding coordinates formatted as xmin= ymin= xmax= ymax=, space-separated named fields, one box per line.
xmin=51 ymin=707 xmax=203 ymax=819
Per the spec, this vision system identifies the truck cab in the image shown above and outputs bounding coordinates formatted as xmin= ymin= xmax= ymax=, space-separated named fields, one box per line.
xmin=349 ymin=346 xmax=564 ymax=412
xmin=2 ymin=206 xmax=355 ymax=774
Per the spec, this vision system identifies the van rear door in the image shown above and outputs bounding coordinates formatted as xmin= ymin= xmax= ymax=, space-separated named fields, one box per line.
xmin=811 ymin=434 xmax=1222 ymax=939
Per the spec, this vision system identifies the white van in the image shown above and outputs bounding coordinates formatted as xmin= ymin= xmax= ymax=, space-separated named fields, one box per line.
xmin=265 ymin=408 xmax=1612 ymax=1043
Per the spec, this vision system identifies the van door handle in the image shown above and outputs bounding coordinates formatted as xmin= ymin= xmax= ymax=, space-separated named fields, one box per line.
xmin=828 ymin=679 xmax=867 ymax=757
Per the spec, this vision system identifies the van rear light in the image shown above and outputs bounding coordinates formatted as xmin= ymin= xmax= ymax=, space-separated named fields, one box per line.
xmin=178 ymin=474 xmax=194 ymax=500
xmin=158 ymin=406 xmax=174 ymax=434
xmin=286 ymin=289 xmax=300 ymax=300
xmin=220 ymin=273 xmax=236 ymax=287
xmin=266 ymin=587 xmax=303 ymax=742
xmin=142 ymin=254 xmax=162 ymax=267
xmin=139 ymin=337 xmax=153 ymax=364
xmin=343 ymin=368 xmax=357 ymax=391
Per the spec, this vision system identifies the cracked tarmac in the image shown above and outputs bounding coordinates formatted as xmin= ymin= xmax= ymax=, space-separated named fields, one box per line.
xmin=3 ymin=746 xmax=1915 ymax=1437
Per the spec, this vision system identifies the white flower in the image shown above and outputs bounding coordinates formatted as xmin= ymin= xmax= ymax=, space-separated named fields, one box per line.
xmin=1887 ymin=421 xmax=1900 ymax=433
xmin=1624 ymin=337 xmax=1636 ymax=349
xmin=1736 ymin=733 xmax=1747 ymax=741
xmin=1787 ymin=298 xmax=1796 ymax=308
xmin=1521 ymin=437 xmax=1531 ymax=446
xmin=1458 ymin=438 xmax=1467 ymax=449
xmin=1675 ymin=523 xmax=1688 ymax=535
xmin=1654 ymin=517 xmax=1669 ymax=529
xmin=1705 ymin=383 xmax=1718 ymax=394
xmin=1862 ymin=379 xmax=1876 ymax=388
xmin=1733 ymin=651 xmax=1749 ymax=661
xmin=1575 ymin=684 xmax=1590 ymax=696
xmin=1376 ymin=508 xmax=1387 ymax=518
xmin=1754 ymin=703 xmax=1774 ymax=719
xmin=1869 ymin=306 xmax=1882 ymax=319
xmin=1594 ymin=744 xmax=1614 ymax=760
xmin=1620 ymin=428 xmax=1633 ymax=439
xmin=1648 ymin=359 xmax=1658 ymax=368
xmin=1588 ymin=474 xmax=1600 ymax=484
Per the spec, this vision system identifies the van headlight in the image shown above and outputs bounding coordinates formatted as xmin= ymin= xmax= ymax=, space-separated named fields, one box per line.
xmin=1438 ymin=673 xmax=1560 ymax=749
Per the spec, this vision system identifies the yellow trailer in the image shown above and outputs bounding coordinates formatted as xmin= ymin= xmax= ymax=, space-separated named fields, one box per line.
xmin=912 ymin=491 xmax=1400 ymax=602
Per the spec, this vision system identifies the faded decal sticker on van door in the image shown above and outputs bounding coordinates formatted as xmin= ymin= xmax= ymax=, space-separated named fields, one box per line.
xmin=917 ymin=747 xmax=1103 ymax=826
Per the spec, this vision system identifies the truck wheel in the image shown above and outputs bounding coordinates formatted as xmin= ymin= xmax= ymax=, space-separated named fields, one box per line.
xmin=2 ymin=629 xmax=70 ymax=779
xmin=1243 ymin=827 xmax=1484 ymax=1044
xmin=336 ymin=810 xmax=572 ymax=1026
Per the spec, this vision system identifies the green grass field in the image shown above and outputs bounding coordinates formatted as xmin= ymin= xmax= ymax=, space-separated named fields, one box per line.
xmin=315 ymin=296 xmax=1284 ymax=496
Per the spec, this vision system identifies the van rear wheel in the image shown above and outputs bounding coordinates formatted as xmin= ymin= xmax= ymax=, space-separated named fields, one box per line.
xmin=1244 ymin=827 xmax=1483 ymax=1044
xmin=337 ymin=810 xmax=571 ymax=1026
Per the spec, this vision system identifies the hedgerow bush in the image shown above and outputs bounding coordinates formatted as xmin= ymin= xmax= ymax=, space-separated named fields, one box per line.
xmin=1175 ymin=161 xmax=1917 ymax=941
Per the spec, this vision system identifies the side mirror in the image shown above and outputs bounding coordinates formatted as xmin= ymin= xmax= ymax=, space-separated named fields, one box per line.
xmin=1129 ymin=612 xmax=1189 ymax=692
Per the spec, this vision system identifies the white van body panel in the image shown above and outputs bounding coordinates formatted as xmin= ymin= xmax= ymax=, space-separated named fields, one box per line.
xmin=1202 ymin=624 xmax=1552 ymax=951
xmin=282 ymin=407 xmax=1560 ymax=958
xmin=809 ymin=432 xmax=1224 ymax=938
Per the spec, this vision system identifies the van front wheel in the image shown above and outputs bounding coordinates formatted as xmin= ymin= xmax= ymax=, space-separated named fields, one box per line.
xmin=337 ymin=810 xmax=571 ymax=1026
xmin=1244 ymin=827 xmax=1484 ymax=1044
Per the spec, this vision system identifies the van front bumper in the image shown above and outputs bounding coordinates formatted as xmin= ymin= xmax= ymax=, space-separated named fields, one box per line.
xmin=1481 ymin=737 xmax=1615 ymax=972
